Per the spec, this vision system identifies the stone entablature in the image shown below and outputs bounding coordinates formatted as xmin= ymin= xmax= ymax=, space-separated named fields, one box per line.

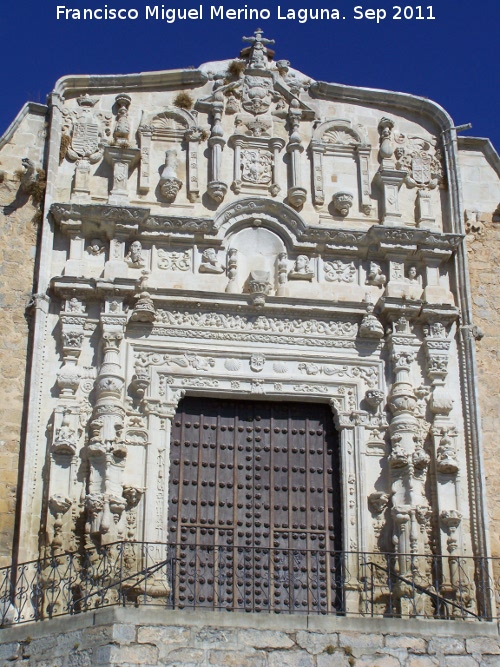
xmin=0 ymin=30 xmax=494 ymax=623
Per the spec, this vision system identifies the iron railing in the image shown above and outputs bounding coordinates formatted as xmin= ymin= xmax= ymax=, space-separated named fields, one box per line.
xmin=0 ymin=542 xmax=497 ymax=626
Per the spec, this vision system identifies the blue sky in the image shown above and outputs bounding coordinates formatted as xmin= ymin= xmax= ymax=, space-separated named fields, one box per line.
xmin=1 ymin=0 xmax=499 ymax=151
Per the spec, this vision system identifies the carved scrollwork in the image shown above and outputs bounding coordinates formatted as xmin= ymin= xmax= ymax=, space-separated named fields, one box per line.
xmin=324 ymin=260 xmax=356 ymax=283
xmin=157 ymin=249 xmax=190 ymax=271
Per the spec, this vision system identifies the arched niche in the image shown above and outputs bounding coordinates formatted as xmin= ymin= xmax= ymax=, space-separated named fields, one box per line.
xmin=225 ymin=225 xmax=286 ymax=295
xmin=309 ymin=119 xmax=372 ymax=215
xmin=137 ymin=107 xmax=202 ymax=199
xmin=214 ymin=197 xmax=307 ymax=245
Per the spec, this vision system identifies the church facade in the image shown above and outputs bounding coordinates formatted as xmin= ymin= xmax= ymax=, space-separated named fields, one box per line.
xmin=0 ymin=30 xmax=500 ymax=665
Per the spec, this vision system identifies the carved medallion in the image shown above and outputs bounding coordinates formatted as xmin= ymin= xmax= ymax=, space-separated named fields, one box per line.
xmin=241 ymin=149 xmax=272 ymax=184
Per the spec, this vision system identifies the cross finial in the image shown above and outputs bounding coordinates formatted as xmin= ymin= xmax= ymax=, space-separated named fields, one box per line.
xmin=242 ymin=28 xmax=275 ymax=47
xmin=241 ymin=29 xmax=275 ymax=68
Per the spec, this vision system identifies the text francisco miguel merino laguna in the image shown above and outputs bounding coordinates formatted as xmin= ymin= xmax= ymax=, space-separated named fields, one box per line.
xmin=56 ymin=4 xmax=375 ymax=22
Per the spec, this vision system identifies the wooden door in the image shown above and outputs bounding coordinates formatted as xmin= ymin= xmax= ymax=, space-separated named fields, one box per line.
xmin=168 ymin=397 xmax=342 ymax=613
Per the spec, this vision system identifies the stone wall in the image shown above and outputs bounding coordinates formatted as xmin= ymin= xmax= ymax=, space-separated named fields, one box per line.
xmin=0 ymin=608 xmax=499 ymax=667
xmin=458 ymin=139 xmax=500 ymax=567
xmin=0 ymin=104 xmax=47 ymax=565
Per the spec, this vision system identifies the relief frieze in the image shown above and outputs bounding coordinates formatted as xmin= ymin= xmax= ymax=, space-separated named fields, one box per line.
xmin=153 ymin=310 xmax=358 ymax=337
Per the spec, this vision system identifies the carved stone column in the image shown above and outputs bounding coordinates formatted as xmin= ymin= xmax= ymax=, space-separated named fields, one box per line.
xmin=139 ymin=389 xmax=185 ymax=601
xmin=286 ymin=100 xmax=306 ymax=209
xmin=387 ymin=318 xmax=429 ymax=590
xmin=225 ymin=248 xmax=238 ymax=293
xmin=269 ymin=138 xmax=284 ymax=196
xmin=46 ymin=297 xmax=88 ymax=553
xmin=423 ymin=319 xmax=466 ymax=601
xmin=276 ymin=251 xmax=288 ymax=296
xmin=85 ymin=299 xmax=127 ymax=545
xmin=230 ymin=135 xmax=244 ymax=194
xmin=334 ymin=404 xmax=378 ymax=615
xmin=207 ymin=90 xmax=227 ymax=203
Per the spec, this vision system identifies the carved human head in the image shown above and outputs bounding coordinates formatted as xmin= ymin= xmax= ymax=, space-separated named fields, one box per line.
xmin=203 ymin=248 xmax=217 ymax=264
xmin=408 ymin=265 xmax=417 ymax=279
xmin=295 ymin=255 xmax=310 ymax=272
xmin=129 ymin=240 xmax=143 ymax=262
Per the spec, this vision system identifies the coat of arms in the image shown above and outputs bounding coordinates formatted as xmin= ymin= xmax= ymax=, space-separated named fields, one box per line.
xmin=395 ymin=135 xmax=444 ymax=189
xmin=241 ymin=75 xmax=273 ymax=115
xmin=61 ymin=94 xmax=111 ymax=164
xmin=241 ymin=149 xmax=272 ymax=185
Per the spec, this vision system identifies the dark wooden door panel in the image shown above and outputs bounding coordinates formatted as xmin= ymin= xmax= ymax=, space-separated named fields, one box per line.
xmin=168 ymin=398 xmax=341 ymax=612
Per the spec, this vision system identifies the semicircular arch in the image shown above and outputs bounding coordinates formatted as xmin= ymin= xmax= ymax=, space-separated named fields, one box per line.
xmin=213 ymin=197 xmax=307 ymax=247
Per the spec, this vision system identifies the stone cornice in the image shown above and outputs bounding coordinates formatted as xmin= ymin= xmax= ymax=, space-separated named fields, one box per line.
xmin=49 ymin=201 xmax=462 ymax=257
xmin=51 ymin=69 xmax=208 ymax=100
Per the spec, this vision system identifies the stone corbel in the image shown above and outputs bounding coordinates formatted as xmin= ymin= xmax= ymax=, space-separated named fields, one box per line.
xmin=51 ymin=408 xmax=80 ymax=456
xmin=423 ymin=320 xmax=453 ymax=416
xmin=248 ymin=270 xmax=271 ymax=307
xmin=158 ymin=149 xmax=183 ymax=202
xmin=130 ymin=272 xmax=156 ymax=323
xmin=48 ymin=495 xmax=72 ymax=551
